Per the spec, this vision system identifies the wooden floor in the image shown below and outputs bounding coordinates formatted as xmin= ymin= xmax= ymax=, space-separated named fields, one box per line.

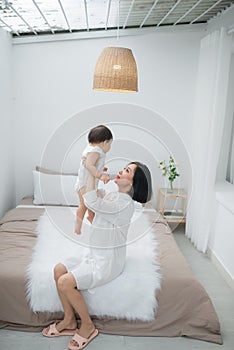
xmin=1 ymin=225 xmax=234 ymax=350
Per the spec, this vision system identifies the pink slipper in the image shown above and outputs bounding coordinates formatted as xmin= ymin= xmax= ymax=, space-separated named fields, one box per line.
xmin=42 ymin=322 xmax=78 ymax=338
xmin=68 ymin=329 xmax=99 ymax=350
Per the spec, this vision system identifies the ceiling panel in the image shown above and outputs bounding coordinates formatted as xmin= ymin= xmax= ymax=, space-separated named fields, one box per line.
xmin=0 ymin=0 xmax=233 ymax=37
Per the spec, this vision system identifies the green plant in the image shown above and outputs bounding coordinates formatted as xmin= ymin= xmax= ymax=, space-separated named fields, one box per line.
xmin=159 ymin=156 xmax=180 ymax=190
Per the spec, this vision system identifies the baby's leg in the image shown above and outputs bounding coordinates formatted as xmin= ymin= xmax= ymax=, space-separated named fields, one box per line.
xmin=74 ymin=188 xmax=87 ymax=234
xmin=87 ymin=209 xmax=95 ymax=224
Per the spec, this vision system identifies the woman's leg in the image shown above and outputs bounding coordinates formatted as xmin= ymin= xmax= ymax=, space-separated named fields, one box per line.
xmin=75 ymin=189 xmax=87 ymax=234
xmin=42 ymin=263 xmax=78 ymax=335
xmin=54 ymin=264 xmax=77 ymax=331
xmin=43 ymin=263 xmax=77 ymax=334
xmin=58 ymin=272 xmax=95 ymax=340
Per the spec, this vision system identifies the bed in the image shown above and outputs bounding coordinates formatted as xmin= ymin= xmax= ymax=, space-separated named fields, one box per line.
xmin=0 ymin=193 xmax=222 ymax=344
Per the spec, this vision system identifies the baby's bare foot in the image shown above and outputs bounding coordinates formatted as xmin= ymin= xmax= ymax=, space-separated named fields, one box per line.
xmin=74 ymin=221 xmax=81 ymax=234
xmin=87 ymin=216 xmax=93 ymax=224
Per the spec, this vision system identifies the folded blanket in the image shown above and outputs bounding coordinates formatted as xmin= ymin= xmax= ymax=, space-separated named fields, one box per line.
xmin=26 ymin=207 xmax=161 ymax=321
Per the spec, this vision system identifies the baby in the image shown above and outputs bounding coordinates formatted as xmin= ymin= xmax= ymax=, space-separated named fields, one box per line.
xmin=74 ymin=125 xmax=113 ymax=234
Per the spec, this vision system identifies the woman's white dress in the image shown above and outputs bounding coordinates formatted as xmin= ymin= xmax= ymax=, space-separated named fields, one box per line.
xmin=63 ymin=190 xmax=134 ymax=290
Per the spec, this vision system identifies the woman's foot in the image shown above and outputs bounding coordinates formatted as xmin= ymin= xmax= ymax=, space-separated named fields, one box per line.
xmin=77 ymin=322 xmax=95 ymax=339
xmin=69 ymin=322 xmax=96 ymax=347
xmin=42 ymin=319 xmax=78 ymax=337
xmin=55 ymin=319 xmax=78 ymax=333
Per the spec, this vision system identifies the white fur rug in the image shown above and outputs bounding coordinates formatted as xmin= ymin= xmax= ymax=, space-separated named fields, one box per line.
xmin=26 ymin=207 xmax=161 ymax=321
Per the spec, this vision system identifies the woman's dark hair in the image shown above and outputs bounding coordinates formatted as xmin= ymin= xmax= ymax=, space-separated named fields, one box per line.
xmin=128 ymin=161 xmax=152 ymax=203
xmin=88 ymin=125 xmax=113 ymax=143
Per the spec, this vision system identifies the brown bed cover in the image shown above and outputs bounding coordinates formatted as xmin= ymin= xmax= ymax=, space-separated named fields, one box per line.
xmin=0 ymin=198 xmax=222 ymax=344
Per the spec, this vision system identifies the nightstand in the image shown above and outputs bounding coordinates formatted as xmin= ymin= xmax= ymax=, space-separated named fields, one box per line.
xmin=156 ymin=188 xmax=186 ymax=223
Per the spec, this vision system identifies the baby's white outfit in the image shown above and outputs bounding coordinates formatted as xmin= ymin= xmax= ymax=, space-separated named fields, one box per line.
xmin=74 ymin=144 xmax=105 ymax=192
xmin=63 ymin=190 xmax=134 ymax=290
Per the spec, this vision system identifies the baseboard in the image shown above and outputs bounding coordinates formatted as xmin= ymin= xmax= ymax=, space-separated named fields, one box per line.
xmin=207 ymin=246 xmax=234 ymax=292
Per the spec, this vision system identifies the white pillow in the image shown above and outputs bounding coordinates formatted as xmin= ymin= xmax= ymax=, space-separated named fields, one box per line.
xmin=33 ymin=171 xmax=79 ymax=206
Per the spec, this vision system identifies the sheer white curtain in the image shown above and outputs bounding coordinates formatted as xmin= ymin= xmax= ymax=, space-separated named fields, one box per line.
xmin=186 ymin=28 xmax=233 ymax=253
xmin=226 ymin=115 xmax=234 ymax=184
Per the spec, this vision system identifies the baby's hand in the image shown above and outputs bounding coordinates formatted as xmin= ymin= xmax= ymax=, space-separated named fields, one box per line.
xmin=99 ymin=174 xmax=110 ymax=184
xmin=97 ymin=189 xmax=106 ymax=198
xmin=81 ymin=156 xmax=87 ymax=166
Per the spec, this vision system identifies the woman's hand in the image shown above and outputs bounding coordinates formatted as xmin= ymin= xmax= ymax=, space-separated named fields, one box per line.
xmin=99 ymin=174 xmax=110 ymax=184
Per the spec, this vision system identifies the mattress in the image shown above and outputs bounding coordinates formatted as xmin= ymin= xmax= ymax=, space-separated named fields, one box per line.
xmin=0 ymin=197 xmax=222 ymax=344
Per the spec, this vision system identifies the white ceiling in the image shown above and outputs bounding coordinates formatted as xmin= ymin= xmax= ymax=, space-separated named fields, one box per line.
xmin=0 ymin=0 xmax=234 ymax=38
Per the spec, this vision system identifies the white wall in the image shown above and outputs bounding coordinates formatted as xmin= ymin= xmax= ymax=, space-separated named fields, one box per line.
xmin=209 ymin=182 xmax=234 ymax=289
xmin=12 ymin=30 xmax=203 ymax=203
xmin=211 ymin=203 xmax=234 ymax=280
xmin=0 ymin=29 xmax=15 ymax=217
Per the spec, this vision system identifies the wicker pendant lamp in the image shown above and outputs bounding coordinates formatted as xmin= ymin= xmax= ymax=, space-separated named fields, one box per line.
xmin=93 ymin=46 xmax=138 ymax=92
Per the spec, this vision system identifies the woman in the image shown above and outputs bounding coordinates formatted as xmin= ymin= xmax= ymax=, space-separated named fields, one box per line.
xmin=42 ymin=161 xmax=152 ymax=350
